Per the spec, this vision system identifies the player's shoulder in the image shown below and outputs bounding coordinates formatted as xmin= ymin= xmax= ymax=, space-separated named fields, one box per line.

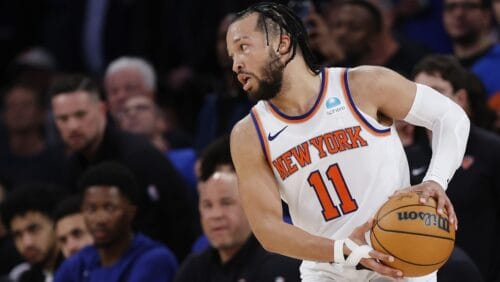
xmin=347 ymin=65 xmax=414 ymax=99
xmin=348 ymin=65 xmax=398 ymax=84
xmin=230 ymin=114 xmax=258 ymax=145
xmin=230 ymin=113 xmax=265 ymax=159
xmin=232 ymin=114 xmax=253 ymax=134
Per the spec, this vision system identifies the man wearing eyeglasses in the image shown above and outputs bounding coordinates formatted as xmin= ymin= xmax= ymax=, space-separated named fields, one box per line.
xmin=443 ymin=0 xmax=500 ymax=103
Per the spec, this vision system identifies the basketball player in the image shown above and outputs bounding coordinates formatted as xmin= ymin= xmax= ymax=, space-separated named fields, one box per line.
xmin=227 ymin=3 xmax=469 ymax=281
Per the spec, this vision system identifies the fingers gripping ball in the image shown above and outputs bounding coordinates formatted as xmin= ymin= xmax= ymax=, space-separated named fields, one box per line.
xmin=370 ymin=192 xmax=455 ymax=277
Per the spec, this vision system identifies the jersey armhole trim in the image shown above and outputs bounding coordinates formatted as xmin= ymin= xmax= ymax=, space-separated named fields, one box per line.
xmin=266 ymin=68 xmax=329 ymax=124
xmin=250 ymin=108 xmax=273 ymax=168
xmin=341 ymin=68 xmax=391 ymax=137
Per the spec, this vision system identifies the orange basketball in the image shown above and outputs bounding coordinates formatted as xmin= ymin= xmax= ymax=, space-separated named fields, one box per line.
xmin=370 ymin=192 xmax=455 ymax=277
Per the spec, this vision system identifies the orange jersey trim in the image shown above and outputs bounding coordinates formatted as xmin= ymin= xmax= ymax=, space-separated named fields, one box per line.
xmin=250 ymin=107 xmax=273 ymax=168
xmin=265 ymin=68 xmax=329 ymax=124
xmin=340 ymin=69 xmax=391 ymax=137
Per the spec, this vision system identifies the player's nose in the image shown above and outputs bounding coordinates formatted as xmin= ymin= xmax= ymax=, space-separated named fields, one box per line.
xmin=232 ymin=57 xmax=243 ymax=74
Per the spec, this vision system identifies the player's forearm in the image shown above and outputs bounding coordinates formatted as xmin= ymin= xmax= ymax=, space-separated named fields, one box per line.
xmin=252 ymin=217 xmax=334 ymax=262
xmin=424 ymin=109 xmax=469 ymax=190
xmin=404 ymin=84 xmax=470 ymax=189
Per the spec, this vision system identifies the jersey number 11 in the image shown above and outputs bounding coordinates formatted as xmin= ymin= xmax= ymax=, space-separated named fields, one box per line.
xmin=307 ymin=164 xmax=358 ymax=221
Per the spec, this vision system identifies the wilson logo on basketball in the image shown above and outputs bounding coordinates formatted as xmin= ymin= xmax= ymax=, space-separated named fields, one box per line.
xmin=397 ymin=211 xmax=450 ymax=232
xmin=371 ymin=193 xmax=455 ymax=277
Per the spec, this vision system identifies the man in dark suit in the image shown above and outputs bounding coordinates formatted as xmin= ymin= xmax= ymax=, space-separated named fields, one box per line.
xmin=49 ymin=74 xmax=198 ymax=261
xmin=410 ymin=55 xmax=500 ymax=281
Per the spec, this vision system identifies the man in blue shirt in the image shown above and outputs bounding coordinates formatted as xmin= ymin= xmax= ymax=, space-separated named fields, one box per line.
xmin=443 ymin=0 xmax=500 ymax=100
xmin=55 ymin=162 xmax=177 ymax=282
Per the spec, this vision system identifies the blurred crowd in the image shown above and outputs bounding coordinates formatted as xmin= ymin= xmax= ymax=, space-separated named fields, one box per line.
xmin=0 ymin=0 xmax=499 ymax=281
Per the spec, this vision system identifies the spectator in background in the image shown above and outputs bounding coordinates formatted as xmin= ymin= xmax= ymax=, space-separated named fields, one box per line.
xmin=4 ymin=47 xmax=57 ymax=92
xmin=397 ymin=62 xmax=495 ymax=151
xmin=392 ymin=0 xmax=453 ymax=53
xmin=55 ymin=162 xmax=177 ymax=282
xmin=118 ymin=96 xmax=166 ymax=151
xmin=460 ymin=70 xmax=497 ymax=130
xmin=194 ymin=14 xmax=253 ymax=152
xmin=308 ymin=0 xmax=427 ymax=77
xmin=119 ymin=95 xmax=197 ymax=190
xmin=304 ymin=1 xmax=346 ymax=66
xmin=105 ymin=56 xmax=192 ymax=148
xmin=50 ymin=74 xmax=198 ymax=261
xmin=0 ymin=181 xmax=23 ymax=280
xmin=489 ymin=0 xmax=500 ymax=129
xmin=1 ymin=184 xmax=63 ymax=282
xmin=196 ymin=136 xmax=235 ymax=183
xmin=103 ymin=57 xmax=156 ymax=121
xmin=410 ymin=54 xmax=500 ymax=281
xmin=494 ymin=0 xmax=500 ymax=32
xmin=443 ymin=0 xmax=500 ymax=101
xmin=312 ymin=0 xmax=429 ymax=77
xmin=53 ymin=196 xmax=93 ymax=258
xmin=175 ymin=136 xmax=300 ymax=282
xmin=367 ymin=0 xmax=432 ymax=77
xmin=0 ymin=82 xmax=66 ymax=187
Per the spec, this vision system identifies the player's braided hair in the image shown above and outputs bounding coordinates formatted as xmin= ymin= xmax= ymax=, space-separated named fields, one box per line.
xmin=234 ymin=2 xmax=320 ymax=74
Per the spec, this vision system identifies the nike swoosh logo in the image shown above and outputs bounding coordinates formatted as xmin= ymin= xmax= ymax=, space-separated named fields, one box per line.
xmin=268 ymin=126 xmax=288 ymax=141
xmin=411 ymin=166 xmax=426 ymax=176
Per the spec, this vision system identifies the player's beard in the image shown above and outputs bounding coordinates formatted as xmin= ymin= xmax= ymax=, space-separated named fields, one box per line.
xmin=249 ymin=50 xmax=285 ymax=102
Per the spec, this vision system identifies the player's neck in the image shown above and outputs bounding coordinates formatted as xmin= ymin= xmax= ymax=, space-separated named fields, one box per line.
xmin=269 ymin=61 xmax=322 ymax=117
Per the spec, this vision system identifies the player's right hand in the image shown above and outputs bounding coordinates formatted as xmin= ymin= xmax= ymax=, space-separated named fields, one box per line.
xmin=348 ymin=218 xmax=404 ymax=280
xmin=392 ymin=181 xmax=458 ymax=230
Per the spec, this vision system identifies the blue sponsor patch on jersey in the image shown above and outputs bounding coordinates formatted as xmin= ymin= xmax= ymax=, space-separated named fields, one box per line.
xmin=326 ymin=97 xmax=341 ymax=109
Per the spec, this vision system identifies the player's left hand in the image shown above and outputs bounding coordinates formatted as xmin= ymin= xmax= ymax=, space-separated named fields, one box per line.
xmin=391 ymin=180 xmax=458 ymax=230
xmin=348 ymin=218 xmax=404 ymax=279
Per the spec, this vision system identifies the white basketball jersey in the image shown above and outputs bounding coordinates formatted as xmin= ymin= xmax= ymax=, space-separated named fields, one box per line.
xmin=250 ymin=67 xmax=410 ymax=240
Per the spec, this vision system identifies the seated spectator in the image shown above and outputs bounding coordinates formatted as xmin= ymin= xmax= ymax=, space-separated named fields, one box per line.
xmin=0 ymin=82 xmax=66 ymax=187
xmin=392 ymin=0 xmax=453 ymax=53
xmin=104 ymin=57 xmax=156 ymax=121
xmin=0 ymin=184 xmax=63 ymax=282
xmin=53 ymin=196 xmax=93 ymax=258
xmin=443 ymin=0 xmax=500 ymax=100
xmin=175 ymin=136 xmax=301 ymax=282
xmin=104 ymin=56 xmax=193 ymax=149
xmin=55 ymin=162 xmax=177 ymax=282
xmin=0 ymin=181 xmax=23 ymax=279
xmin=50 ymin=74 xmax=197 ymax=260
xmin=119 ymin=95 xmax=197 ymax=190
xmin=411 ymin=54 xmax=500 ymax=281
xmin=311 ymin=0 xmax=430 ymax=77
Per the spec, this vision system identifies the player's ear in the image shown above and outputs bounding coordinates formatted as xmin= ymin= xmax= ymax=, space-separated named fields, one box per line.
xmin=276 ymin=34 xmax=292 ymax=55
